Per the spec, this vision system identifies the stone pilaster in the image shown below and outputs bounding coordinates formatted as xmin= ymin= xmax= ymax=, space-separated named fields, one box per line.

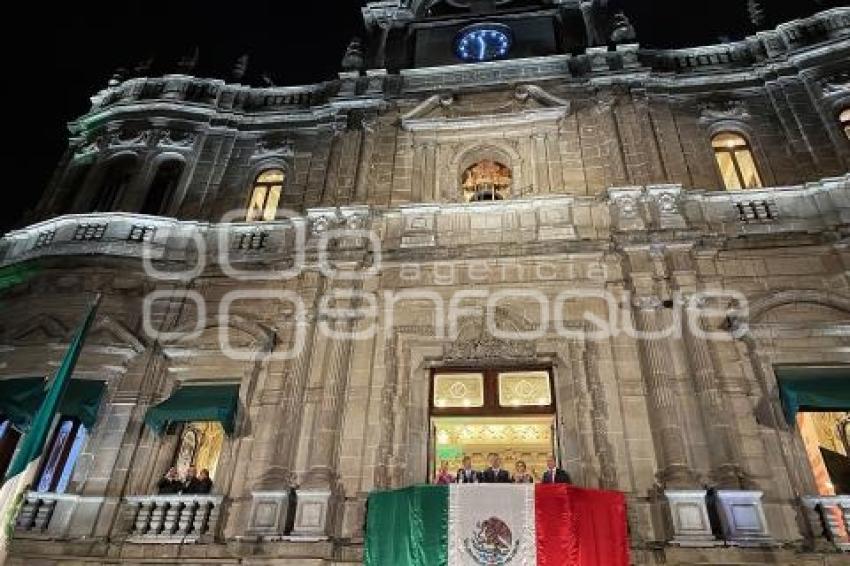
xmin=634 ymin=298 xmax=698 ymax=488
xmin=682 ymin=302 xmax=745 ymax=488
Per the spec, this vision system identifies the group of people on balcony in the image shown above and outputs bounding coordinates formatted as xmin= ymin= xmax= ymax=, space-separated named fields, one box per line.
xmin=157 ymin=466 xmax=213 ymax=495
xmin=436 ymin=454 xmax=571 ymax=485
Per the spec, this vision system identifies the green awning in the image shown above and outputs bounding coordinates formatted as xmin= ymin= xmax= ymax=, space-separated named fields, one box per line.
xmin=0 ymin=378 xmax=105 ymax=430
xmin=776 ymin=366 xmax=850 ymax=425
xmin=144 ymin=384 xmax=239 ymax=435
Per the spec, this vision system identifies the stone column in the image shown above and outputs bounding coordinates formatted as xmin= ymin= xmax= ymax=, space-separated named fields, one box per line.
xmin=633 ymin=297 xmax=697 ymax=488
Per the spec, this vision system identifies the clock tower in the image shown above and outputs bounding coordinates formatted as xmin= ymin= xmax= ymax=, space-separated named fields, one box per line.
xmin=358 ymin=0 xmax=625 ymax=72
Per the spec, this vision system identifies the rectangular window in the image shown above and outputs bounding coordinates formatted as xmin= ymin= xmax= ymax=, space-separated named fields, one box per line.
xmin=498 ymin=371 xmax=552 ymax=407
xmin=433 ymin=373 xmax=485 ymax=409
xmin=0 ymin=418 xmax=21 ymax=479
xmin=734 ymin=149 xmax=763 ymax=189
xmin=715 ymin=151 xmax=742 ymax=190
xmin=35 ymin=418 xmax=87 ymax=494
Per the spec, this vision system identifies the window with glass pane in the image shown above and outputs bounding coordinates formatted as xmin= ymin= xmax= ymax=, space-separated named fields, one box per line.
xmin=841 ymin=108 xmax=850 ymax=141
xmin=711 ymin=132 xmax=763 ymax=191
xmin=35 ymin=418 xmax=87 ymax=494
xmin=433 ymin=373 xmax=485 ymax=408
xmin=0 ymin=418 xmax=21 ymax=479
xmin=246 ymin=169 xmax=284 ymax=222
xmin=498 ymin=371 xmax=552 ymax=407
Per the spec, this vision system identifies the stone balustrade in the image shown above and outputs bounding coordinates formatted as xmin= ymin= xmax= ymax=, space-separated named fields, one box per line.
xmin=1 ymin=175 xmax=848 ymax=269
xmin=14 ymin=492 xmax=59 ymax=533
xmin=122 ymin=495 xmax=223 ymax=544
xmin=802 ymin=495 xmax=850 ymax=551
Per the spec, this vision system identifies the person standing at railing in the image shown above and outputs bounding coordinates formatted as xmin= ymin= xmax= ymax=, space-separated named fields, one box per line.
xmin=181 ymin=467 xmax=200 ymax=494
xmin=435 ymin=461 xmax=455 ymax=485
xmin=541 ymin=455 xmax=571 ymax=484
xmin=194 ymin=469 xmax=213 ymax=494
xmin=481 ymin=456 xmax=511 ymax=483
xmin=456 ymin=456 xmax=479 ymax=484
xmin=156 ymin=467 xmax=182 ymax=494
xmin=512 ymin=460 xmax=534 ymax=484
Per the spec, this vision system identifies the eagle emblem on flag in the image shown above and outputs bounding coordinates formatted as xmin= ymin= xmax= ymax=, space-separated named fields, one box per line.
xmin=463 ymin=516 xmax=520 ymax=565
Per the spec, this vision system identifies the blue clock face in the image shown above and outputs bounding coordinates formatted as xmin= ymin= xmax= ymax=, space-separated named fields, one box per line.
xmin=455 ymin=24 xmax=513 ymax=63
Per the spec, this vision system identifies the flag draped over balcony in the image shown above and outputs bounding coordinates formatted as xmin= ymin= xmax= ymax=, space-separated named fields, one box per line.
xmin=365 ymin=484 xmax=629 ymax=566
xmin=2 ymin=295 xmax=101 ymax=484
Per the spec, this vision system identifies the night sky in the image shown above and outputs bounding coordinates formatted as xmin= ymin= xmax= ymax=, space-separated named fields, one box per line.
xmin=2 ymin=0 xmax=835 ymax=234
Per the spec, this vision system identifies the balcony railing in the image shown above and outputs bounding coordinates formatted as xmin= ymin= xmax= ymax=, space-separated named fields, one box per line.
xmin=802 ymin=495 xmax=850 ymax=551
xmin=14 ymin=492 xmax=59 ymax=533
xmin=122 ymin=495 xmax=223 ymax=544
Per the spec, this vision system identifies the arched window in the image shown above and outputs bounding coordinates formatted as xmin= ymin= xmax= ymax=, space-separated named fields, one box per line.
xmin=840 ymin=108 xmax=850 ymax=141
xmin=142 ymin=160 xmax=184 ymax=216
xmin=461 ymin=160 xmax=512 ymax=202
xmin=35 ymin=417 xmax=88 ymax=494
xmin=246 ymin=169 xmax=284 ymax=222
xmin=92 ymin=155 xmax=139 ymax=212
xmin=711 ymin=132 xmax=763 ymax=191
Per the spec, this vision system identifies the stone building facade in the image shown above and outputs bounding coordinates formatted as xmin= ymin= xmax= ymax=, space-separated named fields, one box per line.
xmin=1 ymin=1 xmax=850 ymax=564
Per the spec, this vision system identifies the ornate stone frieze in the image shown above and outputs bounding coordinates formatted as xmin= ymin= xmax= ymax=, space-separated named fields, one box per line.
xmin=698 ymin=99 xmax=751 ymax=124
xmin=443 ymin=336 xmax=536 ymax=362
xmin=253 ymin=136 xmax=295 ymax=159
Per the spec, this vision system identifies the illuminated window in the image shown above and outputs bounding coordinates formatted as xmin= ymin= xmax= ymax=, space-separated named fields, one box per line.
xmin=840 ymin=108 xmax=850 ymax=141
xmin=35 ymin=417 xmax=87 ymax=494
xmin=433 ymin=373 xmax=485 ymax=409
xmin=246 ymin=169 xmax=284 ymax=222
xmin=498 ymin=371 xmax=552 ymax=407
xmin=712 ymin=132 xmax=763 ymax=191
xmin=172 ymin=421 xmax=225 ymax=479
xmin=462 ymin=160 xmax=511 ymax=202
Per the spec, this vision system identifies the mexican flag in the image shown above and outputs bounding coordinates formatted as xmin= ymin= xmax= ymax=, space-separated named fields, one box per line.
xmin=365 ymin=484 xmax=629 ymax=566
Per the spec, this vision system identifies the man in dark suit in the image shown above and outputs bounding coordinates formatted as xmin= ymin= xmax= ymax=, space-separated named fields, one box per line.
xmin=542 ymin=455 xmax=571 ymax=484
xmin=481 ymin=456 xmax=512 ymax=483
xmin=456 ymin=456 xmax=480 ymax=484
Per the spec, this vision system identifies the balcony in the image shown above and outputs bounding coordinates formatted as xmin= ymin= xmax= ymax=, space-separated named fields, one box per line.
xmin=121 ymin=494 xmax=224 ymax=544
xmin=803 ymin=495 xmax=850 ymax=551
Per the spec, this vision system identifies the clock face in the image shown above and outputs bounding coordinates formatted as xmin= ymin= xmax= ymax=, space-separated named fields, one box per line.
xmin=455 ymin=24 xmax=513 ymax=63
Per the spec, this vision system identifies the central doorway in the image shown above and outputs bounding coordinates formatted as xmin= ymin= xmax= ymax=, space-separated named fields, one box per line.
xmin=429 ymin=368 xmax=556 ymax=483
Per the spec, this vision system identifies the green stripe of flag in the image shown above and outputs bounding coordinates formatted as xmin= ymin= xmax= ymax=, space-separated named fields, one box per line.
xmin=365 ymin=484 xmax=448 ymax=566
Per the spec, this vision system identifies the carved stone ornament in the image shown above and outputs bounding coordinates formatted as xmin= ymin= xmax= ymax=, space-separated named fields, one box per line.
xmin=613 ymin=195 xmax=639 ymax=219
xmin=254 ymin=137 xmax=295 ymax=159
xmin=655 ymin=192 xmax=679 ymax=214
xmin=443 ymin=335 xmax=536 ymax=362
xmin=819 ymin=71 xmax=850 ymax=95
xmin=698 ymin=99 xmax=751 ymax=124
xmin=157 ymin=129 xmax=197 ymax=149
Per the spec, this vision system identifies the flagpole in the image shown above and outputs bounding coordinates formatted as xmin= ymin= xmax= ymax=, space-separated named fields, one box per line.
xmin=0 ymin=294 xmax=102 ymax=557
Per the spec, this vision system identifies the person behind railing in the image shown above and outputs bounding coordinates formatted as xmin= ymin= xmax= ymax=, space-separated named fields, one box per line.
xmin=156 ymin=467 xmax=182 ymax=494
xmin=435 ymin=461 xmax=455 ymax=485
xmin=194 ymin=469 xmax=213 ymax=494
xmin=181 ymin=466 xmax=199 ymax=494
xmin=456 ymin=455 xmax=479 ymax=484
xmin=481 ymin=455 xmax=511 ymax=483
xmin=541 ymin=455 xmax=571 ymax=484
xmin=513 ymin=460 xmax=534 ymax=484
